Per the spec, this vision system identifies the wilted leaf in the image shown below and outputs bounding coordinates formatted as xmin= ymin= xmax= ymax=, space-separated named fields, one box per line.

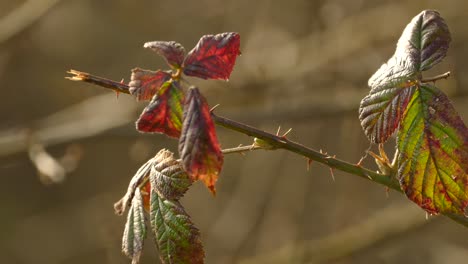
xmin=359 ymin=10 xmax=451 ymax=143
xmin=122 ymin=189 xmax=147 ymax=264
xmin=114 ymin=160 xmax=153 ymax=215
xmin=144 ymin=41 xmax=186 ymax=69
xmin=136 ymin=81 xmax=184 ymax=138
xmin=397 ymin=84 xmax=468 ymax=215
xmin=129 ymin=68 xmax=172 ymax=101
xmin=183 ymin=32 xmax=241 ymax=80
xmin=150 ymin=149 xmax=192 ymax=200
xmin=150 ymin=184 xmax=204 ymax=264
xmin=179 ymin=87 xmax=223 ymax=194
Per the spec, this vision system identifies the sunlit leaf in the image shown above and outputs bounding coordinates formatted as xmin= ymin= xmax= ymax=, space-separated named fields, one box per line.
xmin=136 ymin=81 xmax=184 ymax=138
xmin=144 ymin=41 xmax=186 ymax=69
xmin=396 ymin=10 xmax=450 ymax=72
xmin=178 ymin=87 xmax=223 ymax=194
xmin=150 ymin=182 xmax=204 ymax=264
xmin=183 ymin=32 xmax=241 ymax=80
xmin=359 ymin=10 xmax=451 ymax=143
xmin=114 ymin=159 xmax=153 ymax=215
xmin=397 ymin=84 xmax=468 ymax=215
xmin=122 ymin=189 xmax=146 ymax=264
xmin=129 ymin=68 xmax=172 ymax=101
xmin=150 ymin=149 xmax=192 ymax=200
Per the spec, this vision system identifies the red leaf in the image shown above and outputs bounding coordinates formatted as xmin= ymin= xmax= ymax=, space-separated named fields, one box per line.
xmin=129 ymin=68 xmax=171 ymax=101
xmin=143 ymin=41 xmax=186 ymax=69
xmin=136 ymin=81 xmax=184 ymax=138
xmin=183 ymin=32 xmax=241 ymax=80
xmin=178 ymin=87 xmax=223 ymax=194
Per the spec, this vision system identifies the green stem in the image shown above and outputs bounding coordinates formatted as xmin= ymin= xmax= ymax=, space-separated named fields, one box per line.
xmin=66 ymin=69 xmax=468 ymax=228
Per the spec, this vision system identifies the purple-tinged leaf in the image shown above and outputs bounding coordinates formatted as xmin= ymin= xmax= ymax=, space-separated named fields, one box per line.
xmin=144 ymin=41 xmax=186 ymax=69
xmin=129 ymin=68 xmax=171 ymax=101
xmin=150 ymin=179 xmax=204 ymax=264
xmin=398 ymin=84 xmax=468 ymax=215
xmin=136 ymin=81 xmax=184 ymax=138
xmin=122 ymin=189 xmax=146 ymax=264
xmin=178 ymin=87 xmax=223 ymax=194
xmin=183 ymin=32 xmax=241 ymax=80
xmin=396 ymin=10 xmax=451 ymax=72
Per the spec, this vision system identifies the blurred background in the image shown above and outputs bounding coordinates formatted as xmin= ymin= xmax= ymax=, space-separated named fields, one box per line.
xmin=1 ymin=0 xmax=468 ymax=263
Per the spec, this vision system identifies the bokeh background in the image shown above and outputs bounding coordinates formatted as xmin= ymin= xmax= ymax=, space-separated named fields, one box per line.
xmin=1 ymin=0 xmax=468 ymax=263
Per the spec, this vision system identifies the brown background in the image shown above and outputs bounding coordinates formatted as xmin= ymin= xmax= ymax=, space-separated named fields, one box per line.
xmin=1 ymin=0 xmax=468 ymax=263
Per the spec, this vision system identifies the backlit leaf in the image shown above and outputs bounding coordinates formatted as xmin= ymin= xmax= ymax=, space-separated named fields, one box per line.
xmin=129 ymin=68 xmax=171 ymax=101
xmin=150 ymin=182 xmax=204 ymax=264
xmin=136 ymin=81 xmax=184 ymax=138
xmin=397 ymin=84 xmax=468 ymax=215
xmin=359 ymin=10 xmax=451 ymax=143
xmin=179 ymin=87 xmax=223 ymax=194
xmin=144 ymin=41 xmax=186 ymax=69
xmin=183 ymin=32 xmax=241 ymax=80
xmin=122 ymin=189 xmax=146 ymax=264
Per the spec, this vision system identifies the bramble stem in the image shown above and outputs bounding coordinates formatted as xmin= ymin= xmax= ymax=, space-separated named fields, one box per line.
xmin=66 ymin=69 xmax=468 ymax=228
xmin=421 ymin=71 xmax=451 ymax=83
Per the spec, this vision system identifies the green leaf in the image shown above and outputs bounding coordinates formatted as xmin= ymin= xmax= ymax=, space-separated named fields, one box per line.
xmin=150 ymin=183 xmax=204 ymax=264
xmin=150 ymin=149 xmax=192 ymax=201
xmin=122 ymin=189 xmax=147 ymax=264
xmin=397 ymin=84 xmax=468 ymax=215
xmin=359 ymin=10 xmax=451 ymax=143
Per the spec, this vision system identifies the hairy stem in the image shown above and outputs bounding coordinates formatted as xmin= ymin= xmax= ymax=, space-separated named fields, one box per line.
xmin=67 ymin=69 xmax=468 ymax=228
xmin=421 ymin=71 xmax=451 ymax=83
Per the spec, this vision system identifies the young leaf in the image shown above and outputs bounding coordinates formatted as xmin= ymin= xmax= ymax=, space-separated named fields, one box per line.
xmin=397 ymin=84 xmax=468 ymax=215
xmin=359 ymin=10 xmax=451 ymax=143
xmin=129 ymin=68 xmax=172 ymax=101
xmin=179 ymin=87 xmax=223 ymax=194
xmin=136 ymin=81 xmax=185 ymax=138
xmin=183 ymin=32 xmax=241 ymax=80
xmin=122 ymin=189 xmax=147 ymax=264
xmin=150 ymin=184 xmax=204 ymax=264
xmin=396 ymin=10 xmax=450 ymax=72
xmin=149 ymin=149 xmax=192 ymax=200
xmin=144 ymin=41 xmax=186 ymax=69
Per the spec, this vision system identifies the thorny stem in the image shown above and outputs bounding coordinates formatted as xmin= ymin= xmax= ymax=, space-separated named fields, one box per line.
xmin=67 ymin=69 xmax=468 ymax=228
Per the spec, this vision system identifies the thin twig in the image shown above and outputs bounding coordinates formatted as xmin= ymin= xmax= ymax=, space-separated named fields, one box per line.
xmin=421 ymin=71 xmax=451 ymax=83
xmin=65 ymin=69 xmax=468 ymax=228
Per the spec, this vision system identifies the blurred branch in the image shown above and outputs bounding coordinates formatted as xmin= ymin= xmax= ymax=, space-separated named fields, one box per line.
xmin=0 ymin=0 xmax=62 ymax=44
xmin=240 ymin=203 xmax=431 ymax=264
xmin=0 ymin=93 xmax=137 ymax=158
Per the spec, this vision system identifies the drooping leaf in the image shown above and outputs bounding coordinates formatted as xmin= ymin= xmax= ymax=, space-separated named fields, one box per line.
xmin=144 ymin=41 xmax=186 ymax=69
xmin=129 ymin=68 xmax=172 ymax=101
xmin=150 ymin=181 xmax=204 ymax=264
xmin=397 ymin=84 xmax=468 ymax=215
xmin=122 ymin=189 xmax=147 ymax=264
xmin=178 ymin=87 xmax=223 ymax=194
xmin=183 ymin=32 xmax=241 ymax=80
xmin=114 ymin=159 xmax=153 ymax=215
xmin=136 ymin=81 xmax=184 ymax=138
xmin=396 ymin=10 xmax=451 ymax=72
xmin=359 ymin=10 xmax=451 ymax=143
xmin=149 ymin=149 xmax=192 ymax=200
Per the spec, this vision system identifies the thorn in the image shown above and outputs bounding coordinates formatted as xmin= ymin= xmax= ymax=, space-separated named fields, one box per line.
xmin=329 ymin=168 xmax=335 ymax=182
xmin=306 ymin=158 xmax=313 ymax=171
xmin=365 ymin=173 xmax=373 ymax=180
xmin=115 ymin=90 xmax=120 ymax=99
xmin=280 ymin=128 xmax=293 ymax=138
xmin=210 ymin=104 xmax=220 ymax=112
xmin=120 ymin=78 xmax=125 ymax=84
xmin=356 ymin=155 xmax=366 ymax=167
xmin=276 ymin=126 xmax=281 ymax=136
xmin=385 ymin=187 xmax=389 ymax=198
xmin=426 ymin=212 xmax=429 ymax=220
